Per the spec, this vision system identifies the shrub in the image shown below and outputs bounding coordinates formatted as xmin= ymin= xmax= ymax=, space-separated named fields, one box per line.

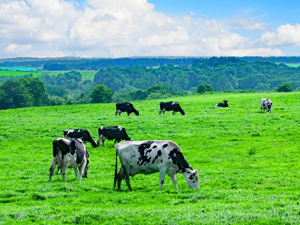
xmin=197 ymin=83 xmax=213 ymax=94
xmin=277 ymin=83 xmax=293 ymax=92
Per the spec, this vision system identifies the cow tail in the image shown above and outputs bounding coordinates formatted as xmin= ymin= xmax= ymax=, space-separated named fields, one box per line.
xmin=114 ymin=149 xmax=118 ymax=189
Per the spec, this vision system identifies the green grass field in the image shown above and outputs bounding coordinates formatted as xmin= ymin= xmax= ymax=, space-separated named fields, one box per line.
xmin=1 ymin=92 xmax=300 ymax=224
xmin=0 ymin=70 xmax=97 ymax=81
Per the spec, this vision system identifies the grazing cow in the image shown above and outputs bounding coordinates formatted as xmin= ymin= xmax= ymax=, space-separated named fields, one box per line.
xmin=97 ymin=126 xmax=132 ymax=146
xmin=64 ymin=129 xmax=97 ymax=148
xmin=159 ymin=101 xmax=185 ymax=115
xmin=216 ymin=100 xmax=228 ymax=107
xmin=116 ymin=102 xmax=139 ymax=116
xmin=260 ymin=98 xmax=272 ymax=113
xmin=114 ymin=140 xmax=199 ymax=191
xmin=49 ymin=138 xmax=89 ymax=182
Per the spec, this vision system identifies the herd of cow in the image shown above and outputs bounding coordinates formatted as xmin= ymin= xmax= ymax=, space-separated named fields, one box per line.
xmin=49 ymin=98 xmax=272 ymax=191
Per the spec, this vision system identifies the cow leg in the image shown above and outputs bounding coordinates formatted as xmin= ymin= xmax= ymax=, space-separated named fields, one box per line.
xmin=78 ymin=160 xmax=87 ymax=181
xmin=61 ymin=163 xmax=69 ymax=182
xmin=74 ymin=168 xmax=79 ymax=179
xmin=122 ymin=165 xmax=132 ymax=191
xmin=167 ymin=171 xmax=179 ymax=189
xmin=49 ymin=157 xmax=56 ymax=181
xmin=159 ymin=168 xmax=167 ymax=190
xmin=102 ymin=139 xmax=105 ymax=146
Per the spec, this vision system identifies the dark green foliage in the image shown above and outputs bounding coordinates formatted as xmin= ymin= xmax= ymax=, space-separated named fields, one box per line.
xmin=93 ymin=58 xmax=300 ymax=93
xmin=197 ymin=83 xmax=214 ymax=94
xmin=0 ymin=79 xmax=32 ymax=109
xmin=277 ymin=83 xmax=293 ymax=92
xmin=113 ymin=84 xmax=187 ymax=102
xmin=20 ymin=77 xmax=46 ymax=106
xmin=90 ymin=84 xmax=114 ymax=103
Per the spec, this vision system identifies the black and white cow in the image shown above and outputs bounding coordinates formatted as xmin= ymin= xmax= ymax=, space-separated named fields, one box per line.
xmin=260 ymin=98 xmax=272 ymax=113
xmin=49 ymin=138 xmax=89 ymax=182
xmin=215 ymin=100 xmax=228 ymax=107
xmin=159 ymin=101 xmax=185 ymax=115
xmin=97 ymin=126 xmax=132 ymax=146
xmin=114 ymin=140 xmax=199 ymax=191
xmin=64 ymin=129 xmax=97 ymax=148
xmin=116 ymin=102 xmax=139 ymax=116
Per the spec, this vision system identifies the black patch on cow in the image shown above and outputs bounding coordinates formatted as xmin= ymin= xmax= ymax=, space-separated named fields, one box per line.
xmin=163 ymin=144 xmax=168 ymax=148
xmin=137 ymin=141 xmax=154 ymax=166
xmin=161 ymin=160 xmax=163 ymax=163
xmin=73 ymin=139 xmax=85 ymax=164
xmin=54 ymin=139 xmax=71 ymax=157
xmin=69 ymin=140 xmax=76 ymax=155
xmin=146 ymin=149 xmax=152 ymax=154
xmin=168 ymin=148 xmax=191 ymax=172
xmin=153 ymin=145 xmax=157 ymax=148
xmin=131 ymin=155 xmax=136 ymax=158
xmin=151 ymin=150 xmax=162 ymax=164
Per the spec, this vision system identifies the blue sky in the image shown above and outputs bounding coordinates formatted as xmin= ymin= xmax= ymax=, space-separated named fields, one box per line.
xmin=1 ymin=0 xmax=300 ymax=58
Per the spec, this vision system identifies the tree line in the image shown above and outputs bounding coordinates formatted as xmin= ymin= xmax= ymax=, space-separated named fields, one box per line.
xmin=94 ymin=57 xmax=300 ymax=92
xmin=2 ymin=56 xmax=300 ymax=70
xmin=1 ymin=57 xmax=299 ymax=110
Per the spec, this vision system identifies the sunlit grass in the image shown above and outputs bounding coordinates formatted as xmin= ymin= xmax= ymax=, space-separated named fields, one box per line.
xmin=1 ymin=92 xmax=300 ymax=224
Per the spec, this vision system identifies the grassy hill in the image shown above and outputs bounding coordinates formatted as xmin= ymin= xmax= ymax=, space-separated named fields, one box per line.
xmin=1 ymin=92 xmax=300 ymax=224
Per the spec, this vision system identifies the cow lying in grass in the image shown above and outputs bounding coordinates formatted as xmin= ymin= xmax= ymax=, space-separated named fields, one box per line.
xmin=215 ymin=100 xmax=228 ymax=107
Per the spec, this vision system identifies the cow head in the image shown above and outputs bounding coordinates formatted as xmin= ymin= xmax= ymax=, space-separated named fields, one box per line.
xmin=135 ymin=110 xmax=139 ymax=116
xmin=185 ymin=169 xmax=199 ymax=189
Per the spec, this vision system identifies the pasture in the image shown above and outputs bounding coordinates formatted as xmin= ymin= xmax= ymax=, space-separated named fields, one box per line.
xmin=1 ymin=92 xmax=300 ymax=224
xmin=0 ymin=70 xmax=97 ymax=81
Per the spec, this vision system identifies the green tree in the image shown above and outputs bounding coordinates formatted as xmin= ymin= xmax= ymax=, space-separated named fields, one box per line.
xmin=21 ymin=77 xmax=46 ymax=106
xmin=277 ymin=83 xmax=293 ymax=92
xmin=0 ymin=79 xmax=32 ymax=109
xmin=197 ymin=83 xmax=214 ymax=94
xmin=90 ymin=84 xmax=114 ymax=103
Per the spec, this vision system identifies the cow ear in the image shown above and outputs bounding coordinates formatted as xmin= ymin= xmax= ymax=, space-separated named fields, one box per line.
xmin=69 ymin=140 xmax=76 ymax=154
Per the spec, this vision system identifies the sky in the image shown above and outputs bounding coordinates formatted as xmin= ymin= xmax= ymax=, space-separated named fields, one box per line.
xmin=1 ymin=0 xmax=300 ymax=59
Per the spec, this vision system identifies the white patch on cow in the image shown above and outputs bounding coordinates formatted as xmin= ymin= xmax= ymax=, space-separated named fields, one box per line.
xmin=172 ymin=102 xmax=176 ymax=105
xmin=118 ymin=126 xmax=123 ymax=131
xmin=117 ymin=109 xmax=122 ymax=114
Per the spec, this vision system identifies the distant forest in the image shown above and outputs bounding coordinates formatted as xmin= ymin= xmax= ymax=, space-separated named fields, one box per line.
xmin=1 ymin=56 xmax=300 ymax=70
xmin=1 ymin=56 xmax=300 ymax=109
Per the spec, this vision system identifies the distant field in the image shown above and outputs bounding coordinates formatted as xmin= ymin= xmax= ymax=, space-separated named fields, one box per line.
xmin=0 ymin=70 xmax=40 ymax=77
xmin=1 ymin=92 xmax=300 ymax=224
xmin=279 ymin=63 xmax=300 ymax=67
xmin=0 ymin=70 xmax=98 ymax=81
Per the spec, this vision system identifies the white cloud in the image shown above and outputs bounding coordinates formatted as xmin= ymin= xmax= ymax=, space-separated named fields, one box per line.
xmin=0 ymin=0 xmax=291 ymax=58
xmin=258 ymin=23 xmax=300 ymax=47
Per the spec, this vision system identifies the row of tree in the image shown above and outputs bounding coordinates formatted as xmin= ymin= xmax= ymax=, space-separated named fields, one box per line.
xmin=2 ymin=56 xmax=300 ymax=70
xmin=93 ymin=57 xmax=300 ymax=92
xmin=1 ymin=57 xmax=300 ymax=110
